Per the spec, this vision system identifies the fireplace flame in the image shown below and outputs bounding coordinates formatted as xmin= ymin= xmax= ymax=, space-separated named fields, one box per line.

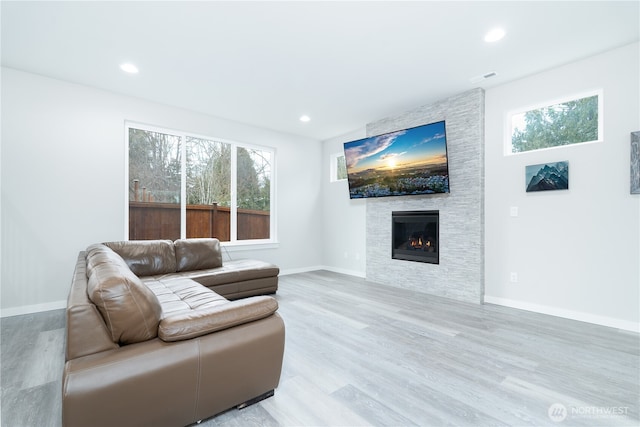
xmin=408 ymin=235 xmax=434 ymax=251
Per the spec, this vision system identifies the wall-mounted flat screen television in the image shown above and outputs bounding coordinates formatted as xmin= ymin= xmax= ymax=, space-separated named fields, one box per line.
xmin=343 ymin=120 xmax=450 ymax=199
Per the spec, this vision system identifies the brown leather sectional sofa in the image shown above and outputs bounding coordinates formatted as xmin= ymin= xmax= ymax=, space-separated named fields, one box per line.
xmin=62 ymin=238 xmax=285 ymax=427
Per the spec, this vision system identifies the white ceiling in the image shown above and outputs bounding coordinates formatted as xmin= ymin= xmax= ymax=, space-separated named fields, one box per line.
xmin=2 ymin=1 xmax=638 ymax=141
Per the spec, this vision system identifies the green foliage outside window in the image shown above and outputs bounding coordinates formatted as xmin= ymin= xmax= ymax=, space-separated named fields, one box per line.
xmin=186 ymin=137 xmax=231 ymax=207
xmin=129 ymin=128 xmax=182 ymax=203
xmin=237 ymin=147 xmax=271 ymax=211
xmin=510 ymin=94 xmax=599 ymax=153
xmin=130 ymin=129 xmax=271 ymax=212
xmin=336 ymin=155 xmax=347 ymax=181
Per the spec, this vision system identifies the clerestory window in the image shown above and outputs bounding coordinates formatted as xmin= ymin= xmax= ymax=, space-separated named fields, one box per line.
xmin=506 ymin=91 xmax=603 ymax=154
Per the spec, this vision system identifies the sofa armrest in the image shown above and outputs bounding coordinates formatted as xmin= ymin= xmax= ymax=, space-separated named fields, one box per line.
xmin=158 ymin=296 xmax=278 ymax=342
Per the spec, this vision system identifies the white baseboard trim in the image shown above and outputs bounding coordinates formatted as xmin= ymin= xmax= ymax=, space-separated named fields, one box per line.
xmin=320 ymin=265 xmax=366 ymax=278
xmin=484 ymin=296 xmax=640 ymax=333
xmin=279 ymin=265 xmax=325 ymax=275
xmin=279 ymin=265 xmax=366 ymax=278
xmin=0 ymin=300 xmax=67 ymax=318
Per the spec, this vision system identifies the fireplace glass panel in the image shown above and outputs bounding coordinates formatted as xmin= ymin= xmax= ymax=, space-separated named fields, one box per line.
xmin=392 ymin=210 xmax=439 ymax=264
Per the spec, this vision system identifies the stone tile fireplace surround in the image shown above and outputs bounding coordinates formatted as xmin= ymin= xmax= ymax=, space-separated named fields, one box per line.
xmin=366 ymin=88 xmax=485 ymax=304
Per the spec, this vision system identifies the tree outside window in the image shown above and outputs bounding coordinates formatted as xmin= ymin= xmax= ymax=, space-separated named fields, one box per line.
xmin=509 ymin=92 xmax=601 ymax=154
xmin=331 ymin=153 xmax=347 ymax=182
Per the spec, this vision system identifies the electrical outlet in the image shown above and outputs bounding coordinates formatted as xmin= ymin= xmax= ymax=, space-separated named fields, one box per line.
xmin=510 ymin=206 xmax=518 ymax=217
xmin=510 ymin=272 xmax=518 ymax=283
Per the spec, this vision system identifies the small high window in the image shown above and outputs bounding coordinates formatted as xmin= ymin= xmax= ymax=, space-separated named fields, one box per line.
xmin=507 ymin=91 xmax=602 ymax=154
xmin=330 ymin=153 xmax=347 ymax=182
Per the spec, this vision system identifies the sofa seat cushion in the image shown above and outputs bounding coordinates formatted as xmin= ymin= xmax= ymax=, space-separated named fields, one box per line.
xmin=142 ymin=275 xmax=279 ymax=342
xmin=158 ymin=296 xmax=279 ymax=342
xmin=85 ymin=245 xmax=162 ymax=345
xmin=174 ymin=238 xmax=223 ymax=272
xmin=104 ymin=240 xmax=177 ymax=276
xmin=174 ymin=259 xmax=279 ymax=288
xmin=142 ymin=276 xmax=228 ymax=317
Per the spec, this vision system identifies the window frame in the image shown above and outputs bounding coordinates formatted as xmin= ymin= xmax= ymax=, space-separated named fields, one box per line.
xmin=124 ymin=122 xmax=277 ymax=249
xmin=330 ymin=152 xmax=347 ymax=183
xmin=504 ymin=89 xmax=604 ymax=156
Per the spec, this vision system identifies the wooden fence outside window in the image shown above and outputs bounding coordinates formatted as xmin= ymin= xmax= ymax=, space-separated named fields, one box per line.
xmin=129 ymin=202 xmax=269 ymax=241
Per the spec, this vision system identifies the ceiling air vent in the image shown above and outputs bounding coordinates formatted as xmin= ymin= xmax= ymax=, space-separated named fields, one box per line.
xmin=469 ymin=71 xmax=497 ymax=84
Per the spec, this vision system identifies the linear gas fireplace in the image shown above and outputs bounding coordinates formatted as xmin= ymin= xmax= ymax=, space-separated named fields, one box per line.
xmin=392 ymin=210 xmax=439 ymax=264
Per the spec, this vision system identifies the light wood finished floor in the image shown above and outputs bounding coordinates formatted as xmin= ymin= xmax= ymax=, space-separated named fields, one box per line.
xmin=2 ymin=271 xmax=638 ymax=426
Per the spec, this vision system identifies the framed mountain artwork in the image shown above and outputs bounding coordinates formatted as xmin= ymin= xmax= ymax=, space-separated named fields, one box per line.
xmin=525 ymin=161 xmax=569 ymax=192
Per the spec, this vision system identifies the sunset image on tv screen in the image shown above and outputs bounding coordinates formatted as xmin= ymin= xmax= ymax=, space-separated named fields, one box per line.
xmin=343 ymin=120 xmax=450 ymax=198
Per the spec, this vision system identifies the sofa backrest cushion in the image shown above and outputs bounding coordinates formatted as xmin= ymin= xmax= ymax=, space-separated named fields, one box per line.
xmin=86 ymin=244 xmax=162 ymax=345
xmin=174 ymin=238 xmax=223 ymax=272
xmin=104 ymin=240 xmax=176 ymax=276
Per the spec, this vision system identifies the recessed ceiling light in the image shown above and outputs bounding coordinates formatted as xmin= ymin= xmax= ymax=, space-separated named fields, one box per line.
xmin=484 ymin=28 xmax=505 ymax=43
xmin=120 ymin=63 xmax=139 ymax=74
xmin=300 ymin=115 xmax=311 ymax=122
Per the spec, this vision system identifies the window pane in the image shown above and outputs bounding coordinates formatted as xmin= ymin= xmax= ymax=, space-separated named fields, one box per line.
xmin=185 ymin=137 xmax=231 ymax=241
xmin=128 ymin=128 xmax=181 ymax=240
xmin=237 ymin=147 xmax=271 ymax=240
xmin=330 ymin=153 xmax=347 ymax=182
xmin=510 ymin=94 xmax=599 ymax=153
xmin=336 ymin=154 xmax=347 ymax=180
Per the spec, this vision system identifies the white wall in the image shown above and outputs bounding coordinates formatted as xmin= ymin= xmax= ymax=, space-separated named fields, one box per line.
xmin=1 ymin=67 xmax=323 ymax=315
xmin=484 ymin=43 xmax=640 ymax=331
xmin=320 ymin=129 xmax=367 ymax=276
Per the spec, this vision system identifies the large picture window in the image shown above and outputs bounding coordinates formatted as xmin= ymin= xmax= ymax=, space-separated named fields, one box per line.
xmin=127 ymin=124 xmax=275 ymax=244
xmin=507 ymin=91 xmax=603 ymax=154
